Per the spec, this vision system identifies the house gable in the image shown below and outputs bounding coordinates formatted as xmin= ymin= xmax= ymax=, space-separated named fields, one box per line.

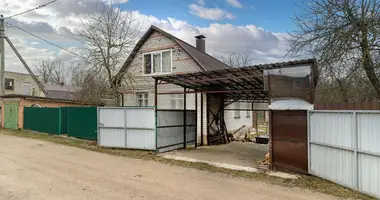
xmin=121 ymin=30 xmax=204 ymax=91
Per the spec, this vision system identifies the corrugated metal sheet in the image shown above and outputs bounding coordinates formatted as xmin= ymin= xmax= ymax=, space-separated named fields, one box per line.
xmin=99 ymin=108 xmax=124 ymax=127
xmin=310 ymin=112 xmax=353 ymax=148
xmin=99 ymin=128 xmax=125 ymax=148
xmin=98 ymin=107 xmax=156 ymax=150
xmin=309 ymin=111 xmax=380 ymax=199
xmin=271 ymin=110 xmax=308 ymax=173
xmin=359 ymin=153 xmax=380 ymax=196
xmin=357 ymin=113 xmax=380 ymax=154
xmin=156 ymin=110 xmax=197 ymax=152
xmin=310 ymin=144 xmax=355 ymax=188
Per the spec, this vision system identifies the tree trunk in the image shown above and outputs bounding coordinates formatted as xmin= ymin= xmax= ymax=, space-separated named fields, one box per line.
xmin=361 ymin=33 xmax=380 ymax=100
xmin=111 ymin=84 xmax=120 ymax=106
xmin=336 ymin=79 xmax=349 ymax=102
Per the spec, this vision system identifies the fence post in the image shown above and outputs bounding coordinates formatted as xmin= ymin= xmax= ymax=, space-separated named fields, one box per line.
xmin=97 ymin=107 xmax=100 ymax=145
xmin=307 ymin=110 xmax=311 ymax=174
xmin=124 ymin=107 xmax=127 ymax=148
xmin=353 ymin=111 xmax=359 ymax=189
xmin=183 ymin=87 xmax=187 ymax=148
xmin=58 ymin=107 xmax=62 ymax=135
xmin=195 ymin=92 xmax=198 ymax=148
xmin=155 ymin=78 xmax=158 ymax=151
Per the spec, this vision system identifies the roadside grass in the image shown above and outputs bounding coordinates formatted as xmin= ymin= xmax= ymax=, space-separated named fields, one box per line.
xmin=2 ymin=129 xmax=375 ymax=200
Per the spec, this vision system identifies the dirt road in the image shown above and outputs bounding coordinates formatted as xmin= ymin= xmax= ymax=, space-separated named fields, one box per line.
xmin=0 ymin=134 xmax=336 ymax=200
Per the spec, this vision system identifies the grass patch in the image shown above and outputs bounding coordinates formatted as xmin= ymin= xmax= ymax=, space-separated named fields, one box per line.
xmin=2 ymin=129 xmax=375 ymax=200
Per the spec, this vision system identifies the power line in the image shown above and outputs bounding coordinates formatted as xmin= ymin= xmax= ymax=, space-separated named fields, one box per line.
xmin=48 ymin=32 xmax=86 ymax=44
xmin=8 ymin=24 xmax=86 ymax=59
xmin=3 ymin=0 xmax=59 ymax=20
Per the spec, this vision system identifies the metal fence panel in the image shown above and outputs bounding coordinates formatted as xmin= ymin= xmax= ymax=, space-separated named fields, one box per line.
xmin=99 ymin=128 xmax=125 ymax=148
xmin=310 ymin=144 xmax=355 ymax=188
xmin=66 ymin=107 xmax=97 ymax=141
xmin=156 ymin=110 xmax=196 ymax=152
xmin=309 ymin=110 xmax=380 ymax=199
xmin=98 ymin=107 xmax=156 ymax=150
xmin=358 ymin=153 xmax=380 ymax=196
xmin=24 ymin=107 xmax=61 ymax=135
xmin=357 ymin=113 xmax=380 ymax=154
xmin=310 ymin=112 xmax=353 ymax=148
xmin=99 ymin=108 xmax=124 ymax=127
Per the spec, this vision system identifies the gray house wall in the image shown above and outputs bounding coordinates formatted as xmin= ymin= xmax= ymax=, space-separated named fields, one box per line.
xmin=4 ymin=71 xmax=45 ymax=97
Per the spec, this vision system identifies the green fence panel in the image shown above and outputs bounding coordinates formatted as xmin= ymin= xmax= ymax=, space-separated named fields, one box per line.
xmin=66 ymin=107 xmax=97 ymax=141
xmin=24 ymin=107 xmax=61 ymax=135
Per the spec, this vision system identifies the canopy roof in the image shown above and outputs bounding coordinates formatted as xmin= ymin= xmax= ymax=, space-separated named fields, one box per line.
xmin=154 ymin=59 xmax=317 ymax=103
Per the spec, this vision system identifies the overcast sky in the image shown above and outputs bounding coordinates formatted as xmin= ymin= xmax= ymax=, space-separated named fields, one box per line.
xmin=0 ymin=0 xmax=301 ymax=73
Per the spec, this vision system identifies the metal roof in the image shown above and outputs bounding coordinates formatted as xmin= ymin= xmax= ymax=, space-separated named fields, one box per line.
xmin=154 ymin=59 xmax=317 ymax=103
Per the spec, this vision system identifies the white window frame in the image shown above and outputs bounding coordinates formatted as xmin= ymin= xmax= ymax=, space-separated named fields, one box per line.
xmin=137 ymin=92 xmax=149 ymax=107
xmin=142 ymin=49 xmax=173 ymax=76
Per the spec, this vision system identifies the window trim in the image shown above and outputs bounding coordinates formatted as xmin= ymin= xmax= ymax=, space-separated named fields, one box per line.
xmin=142 ymin=49 xmax=173 ymax=76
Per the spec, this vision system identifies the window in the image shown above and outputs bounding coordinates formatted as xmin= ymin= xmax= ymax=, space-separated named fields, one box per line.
xmin=137 ymin=93 xmax=148 ymax=107
xmin=143 ymin=50 xmax=172 ymax=75
xmin=234 ymin=102 xmax=240 ymax=118
xmin=32 ymin=88 xmax=36 ymax=96
xmin=170 ymin=94 xmax=183 ymax=109
xmin=23 ymin=82 xmax=31 ymax=95
xmin=5 ymin=78 xmax=14 ymax=90
xmin=246 ymin=110 xmax=251 ymax=118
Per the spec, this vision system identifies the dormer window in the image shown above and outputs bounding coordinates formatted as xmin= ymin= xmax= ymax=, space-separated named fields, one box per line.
xmin=143 ymin=50 xmax=172 ymax=75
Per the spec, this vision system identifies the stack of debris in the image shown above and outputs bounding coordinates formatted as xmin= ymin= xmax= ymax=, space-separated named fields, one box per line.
xmin=227 ymin=125 xmax=260 ymax=142
xmin=258 ymin=152 xmax=270 ymax=165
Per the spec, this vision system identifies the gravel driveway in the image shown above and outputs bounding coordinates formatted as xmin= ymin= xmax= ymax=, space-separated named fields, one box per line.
xmin=0 ymin=134 xmax=337 ymax=200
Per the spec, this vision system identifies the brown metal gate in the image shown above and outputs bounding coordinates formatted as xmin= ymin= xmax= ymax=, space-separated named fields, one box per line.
xmin=270 ymin=110 xmax=308 ymax=173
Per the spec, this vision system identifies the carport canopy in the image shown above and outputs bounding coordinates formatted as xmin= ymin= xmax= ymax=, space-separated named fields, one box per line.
xmin=153 ymin=59 xmax=317 ymax=103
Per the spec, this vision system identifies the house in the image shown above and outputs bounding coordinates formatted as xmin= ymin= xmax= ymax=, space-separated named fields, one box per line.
xmin=3 ymin=71 xmax=77 ymax=100
xmin=44 ymin=83 xmax=76 ymax=100
xmin=120 ymin=25 xmax=254 ymax=136
xmin=4 ymin=71 xmax=45 ymax=97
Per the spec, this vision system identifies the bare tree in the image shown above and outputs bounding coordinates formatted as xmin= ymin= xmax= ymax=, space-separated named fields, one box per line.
xmin=216 ymin=52 xmax=253 ymax=68
xmin=35 ymin=59 xmax=67 ymax=84
xmin=71 ymin=68 xmax=109 ymax=104
xmin=80 ymin=3 xmax=140 ymax=104
xmin=289 ymin=0 xmax=380 ymax=99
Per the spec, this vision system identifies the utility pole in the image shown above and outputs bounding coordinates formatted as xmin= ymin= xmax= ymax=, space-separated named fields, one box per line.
xmin=0 ymin=14 xmax=5 ymax=96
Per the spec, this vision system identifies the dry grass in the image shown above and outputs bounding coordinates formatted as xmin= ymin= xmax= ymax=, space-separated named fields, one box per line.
xmin=2 ymin=129 xmax=376 ymax=200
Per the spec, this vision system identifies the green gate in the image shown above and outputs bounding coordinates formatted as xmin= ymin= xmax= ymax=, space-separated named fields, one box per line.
xmin=4 ymin=102 xmax=19 ymax=129
xmin=66 ymin=107 xmax=97 ymax=140
xmin=24 ymin=107 xmax=62 ymax=135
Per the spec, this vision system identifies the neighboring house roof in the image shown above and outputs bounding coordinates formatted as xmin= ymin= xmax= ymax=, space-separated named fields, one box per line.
xmin=120 ymin=25 xmax=231 ymax=75
xmin=44 ymin=84 xmax=76 ymax=100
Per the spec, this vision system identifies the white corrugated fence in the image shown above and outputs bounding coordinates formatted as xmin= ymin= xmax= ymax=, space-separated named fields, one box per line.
xmin=308 ymin=110 xmax=380 ymax=199
xmin=98 ymin=107 xmax=156 ymax=150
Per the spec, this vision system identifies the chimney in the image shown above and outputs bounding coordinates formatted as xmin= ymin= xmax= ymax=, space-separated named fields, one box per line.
xmin=195 ymin=35 xmax=206 ymax=53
